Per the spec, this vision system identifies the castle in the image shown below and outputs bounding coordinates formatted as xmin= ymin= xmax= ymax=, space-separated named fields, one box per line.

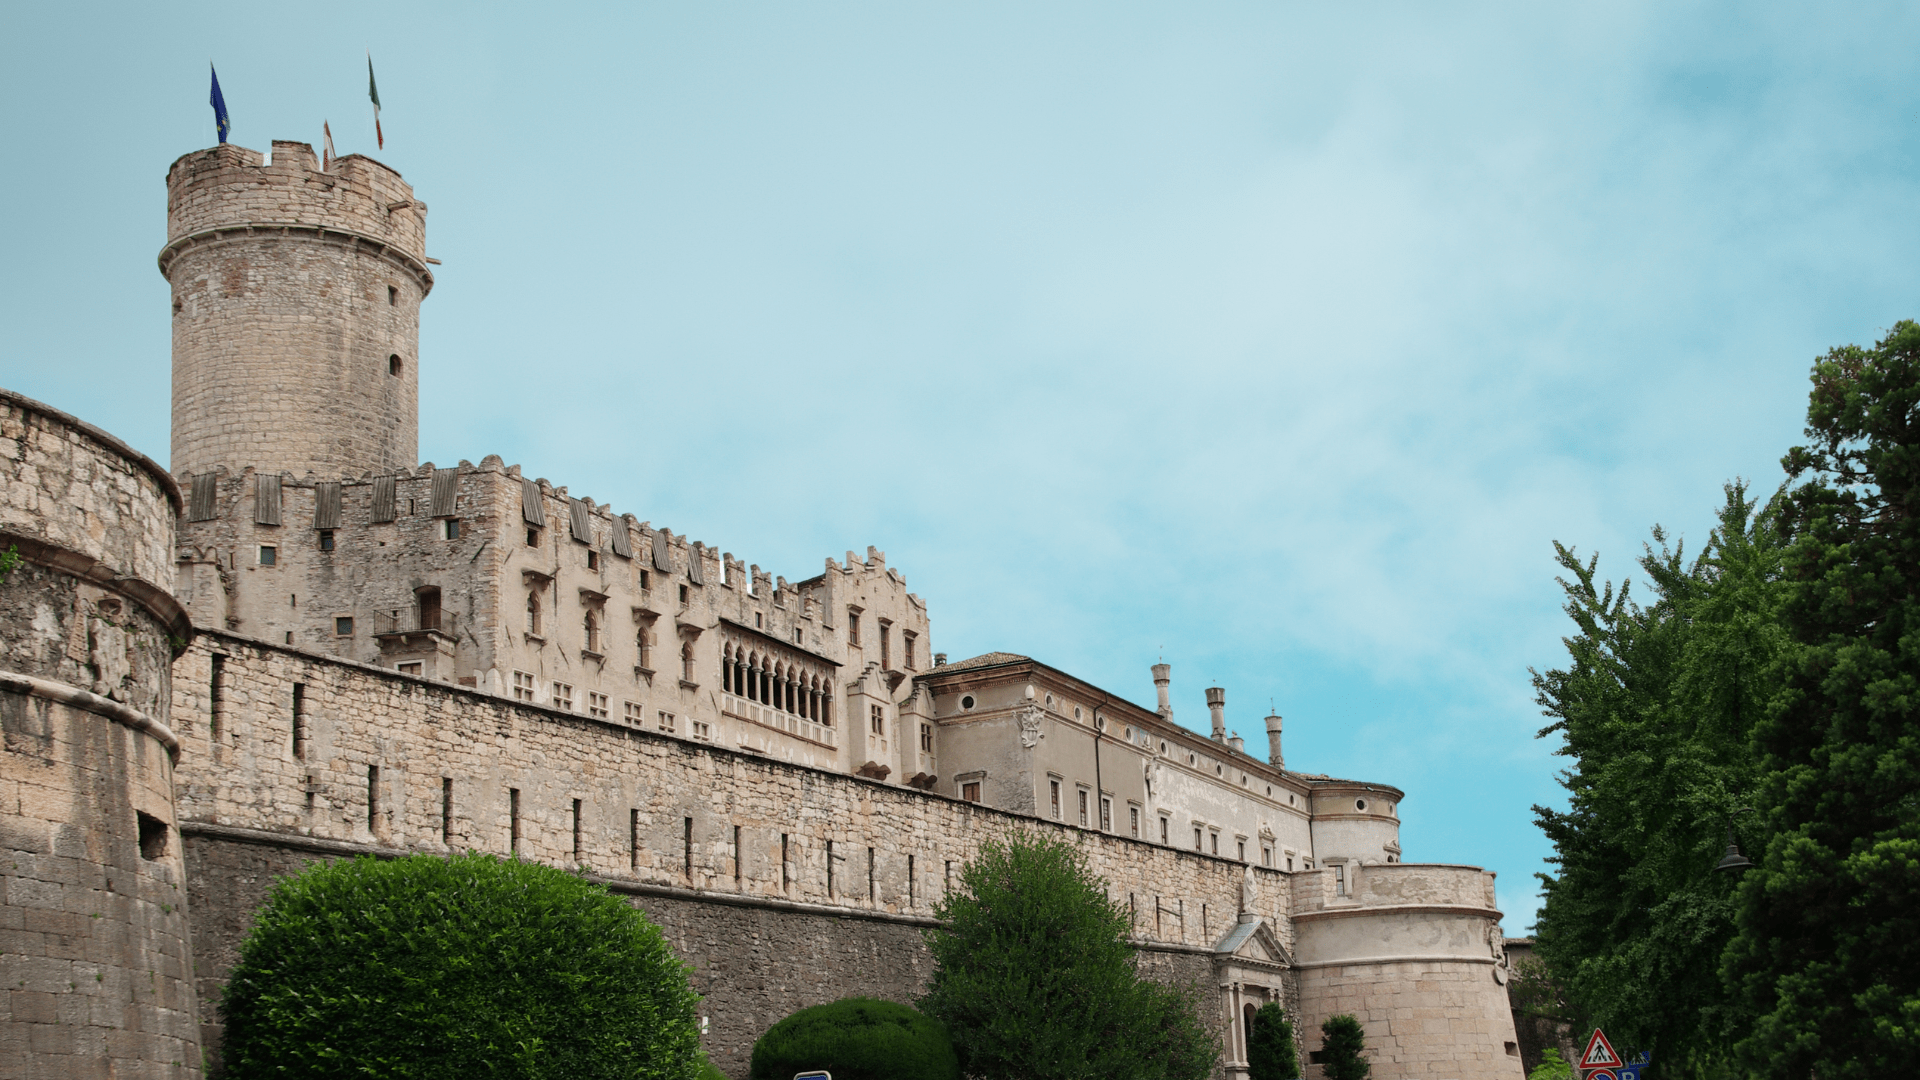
xmin=0 ymin=139 xmax=1525 ymax=1079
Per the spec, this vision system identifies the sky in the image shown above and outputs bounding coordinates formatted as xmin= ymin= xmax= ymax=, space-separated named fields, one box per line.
xmin=7 ymin=2 xmax=1919 ymax=931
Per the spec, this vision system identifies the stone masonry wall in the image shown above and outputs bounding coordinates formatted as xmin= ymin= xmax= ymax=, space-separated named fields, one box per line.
xmin=170 ymin=630 xmax=1284 ymax=1073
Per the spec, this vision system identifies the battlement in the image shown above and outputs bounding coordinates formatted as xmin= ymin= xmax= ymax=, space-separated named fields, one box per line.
xmin=163 ymin=141 xmax=428 ymax=270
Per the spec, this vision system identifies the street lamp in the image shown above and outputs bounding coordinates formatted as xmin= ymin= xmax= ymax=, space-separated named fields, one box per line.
xmin=1714 ymin=808 xmax=1756 ymax=875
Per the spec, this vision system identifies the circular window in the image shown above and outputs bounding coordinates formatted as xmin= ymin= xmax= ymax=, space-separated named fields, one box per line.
xmin=1045 ymin=693 xmax=1055 ymax=706
xmin=1074 ymin=705 xmax=1082 ymax=719
xmin=1161 ymin=741 xmax=1168 ymax=754
xmin=1240 ymin=774 xmax=1248 ymax=786
xmin=1216 ymin=764 xmax=1223 ymax=776
xmin=1188 ymin=752 xmax=1196 ymax=765
xmin=1355 ymin=798 xmax=1368 ymax=812
xmin=1124 ymin=726 xmax=1133 ymax=739
xmin=960 ymin=695 xmax=975 ymax=711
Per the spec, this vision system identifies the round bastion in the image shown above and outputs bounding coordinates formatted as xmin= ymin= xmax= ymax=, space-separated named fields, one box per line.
xmin=0 ymin=389 xmax=201 ymax=1077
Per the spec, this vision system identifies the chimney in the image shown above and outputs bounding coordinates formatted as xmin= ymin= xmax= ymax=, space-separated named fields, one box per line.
xmin=934 ymin=653 xmax=947 ymax=667
xmin=1206 ymin=686 xmax=1226 ymax=742
xmin=1153 ymin=664 xmax=1172 ymax=718
xmin=1265 ymin=712 xmax=1284 ymax=769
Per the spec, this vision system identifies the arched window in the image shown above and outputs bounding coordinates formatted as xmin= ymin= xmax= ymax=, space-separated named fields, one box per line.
xmin=526 ymin=592 xmax=540 ymax=636
xmin=637 ymin=624 xmax=653 ymax=669
xmin=583 ymin=608 xmax=599 ymax=653
xmin=722 ymin=644 xmax=734 ymax=693
xmin=389 ymin=354 xmax=403 ymax=376
xmin=681 ymin=640 xmax=696 ymax=682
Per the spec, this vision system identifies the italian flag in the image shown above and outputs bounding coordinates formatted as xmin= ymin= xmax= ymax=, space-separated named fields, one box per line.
xmin=368 ymin=54 xmax=383 ymax=150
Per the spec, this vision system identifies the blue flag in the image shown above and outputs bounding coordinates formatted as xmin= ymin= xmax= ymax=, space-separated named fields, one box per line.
xmin=209 ymin=64 xmax=231 ymax=144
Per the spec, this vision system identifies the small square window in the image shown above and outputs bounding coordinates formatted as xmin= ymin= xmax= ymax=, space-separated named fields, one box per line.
xmin=658 ymin=710 xmax=676 ymax=733
xmin=552 ymin=682 xmax=574 ymax=711
xmin=527 ymin=528 xmax=540 ymax=547
xmin=587 ymin=550 xmax=599 ymax=570
xmin=258 ymin=545 xmax=277 ymax=566
xmin=587 ymin=691 xmax=609 ymax=719
xmin=397 ymin=661 xmax=423 ymax=676
xmin=512 ymin=671 xmax=536 ymax=702
xmin=335 ymin=616 xmax=354 ymax=636
xmin=623 ymin=701 xmax=644 ymax=724
xmin=691 ymin=720 xmax=711 ymax=740
xmin=961 ymin=781 xmax=981 ymax=803
xmin=318 ymin=530 xmax=335 ymax=552
xmin=443 ymin=519 xmax=461 ymax=540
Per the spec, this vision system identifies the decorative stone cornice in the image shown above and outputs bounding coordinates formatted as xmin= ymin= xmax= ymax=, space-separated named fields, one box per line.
xmin=0 ymin=669 xmax=180 ymax=757
xmin=157 ymin=222 xmax=435 ymax=296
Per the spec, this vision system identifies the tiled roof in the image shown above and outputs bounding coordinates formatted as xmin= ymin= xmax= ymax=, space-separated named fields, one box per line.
xmin=927 ymin=651 xmax=1031 ymax=675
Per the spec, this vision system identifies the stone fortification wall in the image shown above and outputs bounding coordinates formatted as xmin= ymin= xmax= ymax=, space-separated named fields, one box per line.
xmin=1 ymin=390 xmax=200 ymax=1077
xmin=169 ymin=630 xmax=1278 ymax=1073
xmin=1290 ymin=864 xmax=1523 ymax=1080
xmin=162 ymin=141 xmax=429 ymax=479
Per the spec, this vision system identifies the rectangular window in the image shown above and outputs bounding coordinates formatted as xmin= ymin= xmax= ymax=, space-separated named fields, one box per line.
xmin=1238 ymin=840 xmax=1246 ymax=862
xmin=1050 ymin=780 xmax=1062 ymax=819
xmin=734 ymin=825 xmax=742 ymax=883
xmin=367 ymin=765 xmax=380 ymax=833
xmin=335 ymin=616 xmax=354 ymax=636
xmin=1160 ymin=817 xmax=1169 ymax=844
xmin=847 ymin=609 xmax=860 ymax=646
xmin=443 ymin=518 xmax=461 ymax=540
xmin=691 ymin=719 xmax=711 ymax=740
xmin=1334 ymin=864 xmax=1346 ymax=896
xmin=571 ymin=799 xmax=583 ymax=862
xmin=441 ymin=778 xmax=453 ymax=844
xmin=870 ymin=704 xmax=885 ymax=735
xmin=623 ymin=700 xmax=644 ymax=725
xmin=527 ymin=527 xmax=540 ymax=547
xmin=510 ymin=788 xmax=521 ymax=853
xmin=417 ymin=587 xmax=441 ymax=631
xmin=319 ymin=530 xmax=335 ymax=552
xmin=258 ymin=545 xmax=277 ymax=566
xmin=587 ymin=692 xmax=609 ymax=719
xmin=782 ymin=833 xmax=790 ymax=892
xmin=1100 ymin=797 xmax=1112 ymax=832
xmin=684 ymin=817 xmax=694 ymax=882
xmin=1211 ymin=832 xmax=1219 ymax=855
xmin=512 ymin=671 xmax=536 ymax=702
xmin=640 ymin=569 xmax=651 ymax=591
xmin=678 ymin=584 xmax=689 ymax=604
xmin=903 ymin=630 xmax=917 ymax=670
xmin=630 ymin=809 xmax=641 ymax=872
xmin=1194 ymin=827 xmax=1203 ymax=850
xmin=586 ymin=549 xmax=599 ymax=571
xmin=878 ymin=620 xmax=891 ymax=668
xmin=908 ymin=853 xmax=916 ymax=907
xmin=658 ymin=711 xmax=675 ymax=733
xmin=552 ymin=682 xmax=574 ymax=711
xmin=961 ymin=781 xmax=981 ymax=803
xmin=1130 ymin=807 xmax=1140 ymax=838
xmin=1079 ymin=790 xmax=1090 ymax=827
xmin=396 ymin=661 xmax=423 ymax=676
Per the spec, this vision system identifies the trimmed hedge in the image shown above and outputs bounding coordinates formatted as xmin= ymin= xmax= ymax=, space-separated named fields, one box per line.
xmin=219 ymin=852 xmax=702 ymax=1079
xmin=749 ymin=997 xmax=959 ymax=1080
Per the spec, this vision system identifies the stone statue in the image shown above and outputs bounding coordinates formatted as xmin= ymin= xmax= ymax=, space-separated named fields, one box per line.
xmin=1242 ymin=864 xmax=1258 ymax=913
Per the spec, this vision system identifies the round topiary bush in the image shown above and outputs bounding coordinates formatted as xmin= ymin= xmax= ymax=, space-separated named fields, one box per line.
xmin=219 ymin=852 xmax=702 ymax=1080
xmin=749 ymin=997 xmax=959 ymax=1080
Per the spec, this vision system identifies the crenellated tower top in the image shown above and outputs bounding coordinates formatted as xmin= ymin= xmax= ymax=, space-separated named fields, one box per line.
xmin=161 ymin=141 xmax=432 ymax=481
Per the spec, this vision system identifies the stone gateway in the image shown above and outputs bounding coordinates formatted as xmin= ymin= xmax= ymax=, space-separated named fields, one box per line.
xmin=0 ymin=140 xmax=1524 ymax=1080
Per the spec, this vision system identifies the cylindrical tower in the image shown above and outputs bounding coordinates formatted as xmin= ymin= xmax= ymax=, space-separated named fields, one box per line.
xmin=0 ymin=389 xmax=200 ymax=1077
xmin=160 ymin=140 xmax=432 ymax=479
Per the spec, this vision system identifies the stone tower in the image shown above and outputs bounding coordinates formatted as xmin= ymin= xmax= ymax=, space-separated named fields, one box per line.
xmin=160 ymin=140 xmax=431 ymax=479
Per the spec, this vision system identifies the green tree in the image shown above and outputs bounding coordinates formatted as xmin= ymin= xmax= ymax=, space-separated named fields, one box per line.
xmin=220 ymin=852 xmax=701 ymax=1080
xmin=1246 ymin=1001 xmax=1300 ymax=1079
xmin=748 ymin=997 xmax=959 ymax=1080
xmin=1529 ymin=482 xmax=1786 ymax=1073
xmin=1726 ymin=321 xmax=1920 ymax=1079
xmin=918 ymin=833 xmax=1216 ymax=1080
xmin=1525 ymin=1047 xmax=1574 ymax=1080
xmin=1317 ymin=1014 xmax=1369 ymax=1080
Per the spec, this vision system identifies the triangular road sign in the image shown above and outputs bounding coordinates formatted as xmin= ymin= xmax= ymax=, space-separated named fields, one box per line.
xmin=1582 ymin=1028 xmax=1624 ymax=1069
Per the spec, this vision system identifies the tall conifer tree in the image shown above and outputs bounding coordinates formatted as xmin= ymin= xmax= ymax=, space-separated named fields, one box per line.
xmin=1728 ymin=321 xmax=1920 ymax=1079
